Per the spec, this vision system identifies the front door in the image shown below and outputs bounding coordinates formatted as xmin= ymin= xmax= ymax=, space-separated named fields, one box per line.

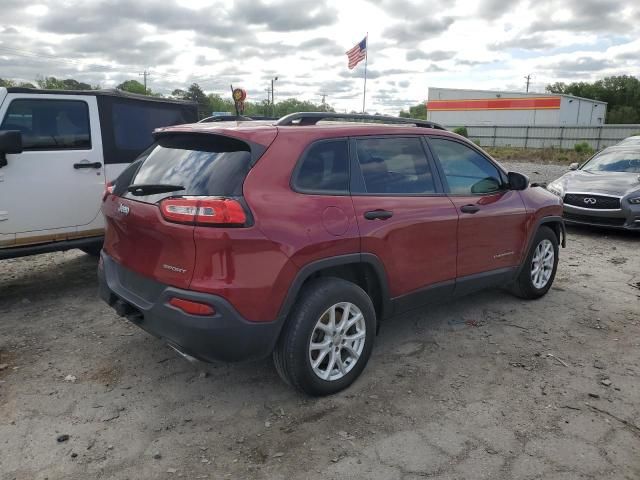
xmin=426 ymin=136 xmax=528 ymax=279
xmin=0 ymin=94 xmax=104 ymax=244
xmin=350 ymin=135 xmax=458 ymax=302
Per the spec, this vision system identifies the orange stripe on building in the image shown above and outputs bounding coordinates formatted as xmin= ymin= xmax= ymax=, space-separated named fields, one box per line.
xmin=427 ymin=97 xmax=561 ymax=111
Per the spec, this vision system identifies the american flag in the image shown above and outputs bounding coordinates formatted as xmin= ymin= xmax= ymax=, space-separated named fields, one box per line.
xmin=346 ymin=37 xmax=367 ymax=69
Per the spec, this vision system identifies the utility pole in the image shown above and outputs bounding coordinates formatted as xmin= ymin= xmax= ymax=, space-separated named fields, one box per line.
xmin=139 ymin=70 xmax=150 ymax=92
xmin=271 ymin=77 xmax=278 ymax=117
xmin=318 ymin=93 xmax=328 ymax=111
xmin=524 ymin=74 xmax=532 ymax=93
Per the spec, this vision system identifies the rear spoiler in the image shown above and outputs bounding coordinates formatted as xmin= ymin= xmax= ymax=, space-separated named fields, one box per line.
xmin=152 ymin=129 xmax=269 ymax=166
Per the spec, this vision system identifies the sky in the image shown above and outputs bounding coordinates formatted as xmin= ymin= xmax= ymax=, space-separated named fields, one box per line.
xmin=0 ymin=0 xmax=639 ymax=114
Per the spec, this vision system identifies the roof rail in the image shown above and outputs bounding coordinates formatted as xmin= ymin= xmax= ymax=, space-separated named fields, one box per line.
xmin=275 ymin=112 xmax=446 ymax=130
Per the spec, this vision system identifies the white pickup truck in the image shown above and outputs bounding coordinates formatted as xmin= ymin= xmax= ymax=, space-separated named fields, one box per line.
xmin=0 ymin=87 xmax=197 ymax=259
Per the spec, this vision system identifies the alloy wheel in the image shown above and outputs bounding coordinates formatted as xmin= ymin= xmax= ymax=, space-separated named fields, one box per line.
xmin=308 ymin=302 xmax=366 ymax=381
xmin=531 ymin=238 xmax=554 ymax=289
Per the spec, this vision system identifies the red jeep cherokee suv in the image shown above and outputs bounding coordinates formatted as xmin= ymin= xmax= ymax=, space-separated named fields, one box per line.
xmin=99 ymin=112 xmax=565 ymax=396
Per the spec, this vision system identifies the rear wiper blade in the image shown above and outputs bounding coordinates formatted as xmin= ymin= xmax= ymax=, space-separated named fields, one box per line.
xmin=127 ymin=184 xmax=185 ymax=196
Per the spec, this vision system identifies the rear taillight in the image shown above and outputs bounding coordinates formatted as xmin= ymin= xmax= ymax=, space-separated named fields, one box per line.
xmin=160 ymin=197 xmax=247 ymax=226
xmin=102 ymin=181 xmax=114 ymax=202
xmin=169 ymin=297 xmax=216 ymax=316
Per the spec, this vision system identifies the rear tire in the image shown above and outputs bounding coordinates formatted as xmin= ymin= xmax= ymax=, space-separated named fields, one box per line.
xmin=273 ymin=277 xmax=376 ymax=396
xmin=511 ymin=226 xmax=559 ymax=299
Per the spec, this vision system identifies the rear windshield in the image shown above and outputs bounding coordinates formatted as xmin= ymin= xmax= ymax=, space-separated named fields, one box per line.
xmin=123 ymin=134 xmax=252 ymax=203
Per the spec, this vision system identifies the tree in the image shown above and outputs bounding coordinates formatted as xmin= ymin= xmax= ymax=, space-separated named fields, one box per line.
xmin=207 ymin=93 xmax=234 ymax=114
xmin=36 ymin=76 xmax=96 ymax=90
xmin=546 ymin=75 xmax=640 ymax=124
xmin=399 ymin=102 xmax=428 ymax=119
xmin=172 ymin=83 xmax=209 ymax=117
xmin=117 ymin=79 xmax=150 ymax=95
xmin=0 ymin=78 xmax=36 ymax=88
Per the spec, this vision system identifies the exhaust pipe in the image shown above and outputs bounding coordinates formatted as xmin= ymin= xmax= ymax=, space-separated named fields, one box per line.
xmin=167 ymin=343 xmax=200 ymax=365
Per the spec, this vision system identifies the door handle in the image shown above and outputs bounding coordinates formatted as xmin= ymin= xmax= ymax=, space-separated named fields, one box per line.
xmin=74 ymin=161 xmax=102 ymax=169
xmin=364 ymin=209 xmax=393 ymax=220
xmin=460 ymin=204 xmax=480 ymax=214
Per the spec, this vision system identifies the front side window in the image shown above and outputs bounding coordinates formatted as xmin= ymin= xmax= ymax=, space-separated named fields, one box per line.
xmin=429 ymin=138 xmax=503 ymax=195
xmin=293 ymin=139 xmax=349 ymax=193
xmin=0 ymin=99 xmax=91 ymax=150
xmin=355 ymin=137 xmax=436 ymax=194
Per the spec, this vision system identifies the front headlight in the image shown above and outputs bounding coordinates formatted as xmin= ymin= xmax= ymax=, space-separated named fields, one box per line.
xmin=547 ymin=180 xmax=564 ymax=198
xmin=629 ymin=197 xmax=640 ymax=205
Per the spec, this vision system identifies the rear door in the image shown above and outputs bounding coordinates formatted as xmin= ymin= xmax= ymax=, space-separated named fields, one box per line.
xmin=0 ymin=94 xmax=104 ymax=242
xmin=426 ymin=136 xmax=528 ymax=279
xmin=350 ymin=135 xmax=458 ymax=301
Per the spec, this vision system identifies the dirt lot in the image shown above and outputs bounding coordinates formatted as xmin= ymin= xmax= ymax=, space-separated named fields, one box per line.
xmin=1 ymin=161 xmax=639 ymax=480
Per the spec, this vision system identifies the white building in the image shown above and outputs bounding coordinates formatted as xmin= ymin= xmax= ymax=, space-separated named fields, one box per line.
xmin=426 ymin=87 xmax=607 ymax=126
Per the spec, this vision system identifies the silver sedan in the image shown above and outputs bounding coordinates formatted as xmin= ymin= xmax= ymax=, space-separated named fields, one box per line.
xmin=547 ymin=146 xmax=640 ymax=230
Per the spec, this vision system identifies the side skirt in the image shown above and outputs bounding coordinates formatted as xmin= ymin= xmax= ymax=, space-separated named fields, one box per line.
xmin=389 ymin=267 xmax=518 ymax=317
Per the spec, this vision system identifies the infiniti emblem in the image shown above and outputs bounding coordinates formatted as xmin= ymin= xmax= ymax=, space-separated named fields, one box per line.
xmin=117 ymin=203 xmax=130 ymax=215
xmin=583 ymin=197 xmax=597 ymax=205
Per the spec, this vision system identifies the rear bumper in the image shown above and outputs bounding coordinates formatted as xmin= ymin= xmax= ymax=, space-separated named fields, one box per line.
xmin=98 ymin=252 xmax=282 ymax=362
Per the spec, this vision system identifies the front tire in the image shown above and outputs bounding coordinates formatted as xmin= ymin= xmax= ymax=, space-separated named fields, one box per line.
xmin=273 ymin=277 xmax=376 ymax=396
xmin=511 ymin=226 xmax=559 ymax=299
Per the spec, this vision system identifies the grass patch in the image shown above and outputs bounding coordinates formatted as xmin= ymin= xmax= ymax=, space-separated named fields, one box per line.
xmin=483 ymin=147 xmax=593 ymax=165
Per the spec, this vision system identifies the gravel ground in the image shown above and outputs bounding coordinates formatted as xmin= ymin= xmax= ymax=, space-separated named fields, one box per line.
xmin=1 ymin=161 xmax=639 ymax=480
xmin=501 ymin=161 xmax=568 ymax=186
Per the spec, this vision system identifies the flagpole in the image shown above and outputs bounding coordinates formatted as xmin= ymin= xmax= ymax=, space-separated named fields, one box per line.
xmin=362 ymin=33 xmax=368 ymax=113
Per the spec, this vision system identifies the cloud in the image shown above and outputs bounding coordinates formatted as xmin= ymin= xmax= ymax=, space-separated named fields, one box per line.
xmin=541 ymin=56 xmax=616 ymax=77
xmin=489 ymin=34 xmax=555 ymax=51
xmin=406 ymin=49 xmax=455 ymax=61
xmin=231 ymin=0 xmax=338 ymax=31
xmin=298 ymin=37 xmax=344 ymax=56
xmin=384 ymin=16 xmax=455 ymax=43
xmin=526 ymin=0 xmax=632 ymax=33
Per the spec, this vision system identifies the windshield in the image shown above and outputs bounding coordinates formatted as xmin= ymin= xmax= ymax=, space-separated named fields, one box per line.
xmin=581 ymin=150 xmax=640 ymax=173
xmin=122 ymin=134 xmax=252 ymax=203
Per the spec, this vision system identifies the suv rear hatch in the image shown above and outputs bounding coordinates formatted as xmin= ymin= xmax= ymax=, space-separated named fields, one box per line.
xmin=102 ymin=130 xmax=275 ymax=290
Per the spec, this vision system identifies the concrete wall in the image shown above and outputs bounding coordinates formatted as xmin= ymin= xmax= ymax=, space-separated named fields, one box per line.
xmin=428 ymin=109 xmax=560 ymax=126
xmin=559 ymin=97 xmax=606 ymax=125
xmin=427 ymin=87 xmax=606 ymax=127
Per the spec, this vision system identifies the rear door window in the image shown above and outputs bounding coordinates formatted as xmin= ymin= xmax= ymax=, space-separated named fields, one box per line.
xmin=0 ymin=99 xmax=91 ymax=150
xmin=292 ymin=139 xmax=349 ymax=194
xmin=123 ymin=134 xmax=252 ymax=204
xmin=354 ymin=137 xmax=436 ymax=194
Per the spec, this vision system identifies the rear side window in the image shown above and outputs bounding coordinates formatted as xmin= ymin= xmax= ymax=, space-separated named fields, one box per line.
xmin=429 ymin=138 xmax=503 ymax=195
xmin=1 ymin=99 xmax=91 ymax=150
xmin=124 ymin=134 xmax=251 ymax=203
xmin=355 ymin=137 xmax=436 ymax=194
xmin=98 ymin=96 xmax=197 ymax=165
xmin=293 ymin=139 xmax=349 ymax=194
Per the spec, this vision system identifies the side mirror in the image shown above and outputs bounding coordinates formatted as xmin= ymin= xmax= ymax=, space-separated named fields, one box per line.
xmin=569 ymin=162 xmax=579 ymax=170
xmin=0 ymin=130 xmax=23 ymax=168
xmin=507 ymin=171 xmax=529 ymax=191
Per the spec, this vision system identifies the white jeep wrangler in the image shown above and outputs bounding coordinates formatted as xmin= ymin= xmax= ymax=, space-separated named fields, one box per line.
xmin=0 ymin=87 xmax=197 ymax=259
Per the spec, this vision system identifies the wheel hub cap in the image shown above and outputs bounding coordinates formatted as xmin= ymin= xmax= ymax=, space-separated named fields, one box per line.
xmin=308 ymin=302 xmax=366 ymax=382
